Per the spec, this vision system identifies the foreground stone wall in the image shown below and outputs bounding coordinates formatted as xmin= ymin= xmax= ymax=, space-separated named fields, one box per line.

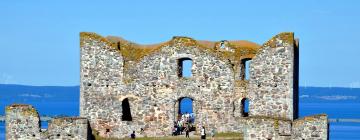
xmin=6 ymin=104 xmax=41 ymax=139
xmin=244 ymin=117 xmax=292 ymax=139
xmin=5 ymin=104 xmax=89 ymax=140
xmin=243 ymin=115 xmax=328 ymax=140
xmin=292 ymin=114 xmax=329 ymax=140
xmin=44 ymin=117 xmax=89 ymax=139
xmin=5 ymin=104 xmax=328 ymax=140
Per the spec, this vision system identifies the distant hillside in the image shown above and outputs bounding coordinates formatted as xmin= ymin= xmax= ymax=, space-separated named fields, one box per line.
xmin=0 ymin=84 xmax=79 ymax=102
xmin=0 ymin=84 xmax=80 ymax=116
xmin=0 ymin=84 xmax=359 ymax=102
xmin=299 ymin=87 xmax=360 ymax=103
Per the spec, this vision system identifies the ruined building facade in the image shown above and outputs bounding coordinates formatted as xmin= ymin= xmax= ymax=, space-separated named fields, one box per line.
xmin=79 ymin=32 xmax=328 ymax=139
xmin=6 ymin=32 xmax=328 ymax=140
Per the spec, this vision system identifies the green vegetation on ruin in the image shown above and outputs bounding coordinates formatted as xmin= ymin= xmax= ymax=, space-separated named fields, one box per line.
xmin=80 ymin=32 xmax=261 ymax=64
xmin=80 ymin=32 xmax=294 ymax=86
xmin=6 ymin=104 xmax=39 ymax=117
xmin=263 ymin=32 xmax=294 ymax=48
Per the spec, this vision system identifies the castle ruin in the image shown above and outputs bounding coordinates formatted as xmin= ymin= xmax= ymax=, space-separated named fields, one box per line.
xmin=5 ymin=32 xmax=329 ymax=140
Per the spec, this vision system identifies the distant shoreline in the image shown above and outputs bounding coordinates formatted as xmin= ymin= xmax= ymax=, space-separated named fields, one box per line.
xmin=2 ymin=84 xmax=360 ymax=89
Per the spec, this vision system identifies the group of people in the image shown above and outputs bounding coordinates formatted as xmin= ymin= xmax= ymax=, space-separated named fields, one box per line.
xmin=131 ymin=126 xmax=207 ymax=139
xmin=181 ymin=112 xmax=195 ymax=124
xmin=170 ymin=112 xmax=210 ymax=139
xmin=129 ymin=112 xmax=210 ymax=139
xmin=172 ymin=125 xmax=207 ymax=139
xmin=172 ymin=112 xmax=195 ymax=137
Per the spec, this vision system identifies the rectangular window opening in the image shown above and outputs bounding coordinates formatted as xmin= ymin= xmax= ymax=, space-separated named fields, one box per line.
xmin=178 ymin=58 xmax=192 ymax=78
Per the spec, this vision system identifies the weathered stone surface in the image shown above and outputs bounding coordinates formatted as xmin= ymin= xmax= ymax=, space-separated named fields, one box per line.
xmin=292 ymin=114 xmax=328 ymax=140
xmin=243 ymin=117 xmax=292 ymax=140
xmin=44 ymin=117 xmax=89 ymax=140
xmin=248 ymin=33 xmax=296 ymax=120
xmin=5 ymin=104 xmax=89 ymax=140
xmin=5 ymin=32 xmax=328 ymax=140
xmin=78 ymin=32 xmax=328 ymax=139
xmin=6 ymin=104 xmax=40 ymax=140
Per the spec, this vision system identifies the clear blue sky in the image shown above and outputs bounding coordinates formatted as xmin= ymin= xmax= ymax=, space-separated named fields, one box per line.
xmin=0 ymin=0 xmax=359 ymax=87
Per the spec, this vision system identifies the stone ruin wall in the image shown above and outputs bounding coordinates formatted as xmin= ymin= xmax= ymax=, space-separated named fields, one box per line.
xmin=78 ymin=32 xmax=328 ymax=139
xmin=5 ymin=32 xmax=328 ymax=140
xmin=244 ymin=117 xmax=292 ymax=139
xmin=6 ymin=104 xmax=40 ymax=139
xmin=5 ymin=104 xmax=89 ymax=140
xmin=5 ymin=104 xmax=328 ymax=140
xmin=248 ymin=33 xmax=297 ymax=120
xmin=80 ymin=34 xmax=125 ymax=138
xmin=80 ymin=34 xmax=239 ymax=137
xmin=292 ymin=114 xmax=329 ymax=139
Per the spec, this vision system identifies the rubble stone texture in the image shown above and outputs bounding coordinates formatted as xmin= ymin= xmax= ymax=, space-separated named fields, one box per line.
xmin=5 ymin=32 xmax=329 ymax=140
xmin=5 ymin=104 xmax=89 ymax=140
xmin=6 ymin=104 xmax=41 ymax=139
xmin=79 ymin=32 xmax=328 ymax=139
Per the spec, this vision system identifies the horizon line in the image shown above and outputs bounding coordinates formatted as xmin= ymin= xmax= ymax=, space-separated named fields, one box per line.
xmin=0 ymin=83 xmax=359 ymax=89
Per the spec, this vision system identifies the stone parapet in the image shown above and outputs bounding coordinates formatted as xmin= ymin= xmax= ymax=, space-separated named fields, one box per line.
xmin=292 ymin=114 xmax=328 ymax=140
xmin=5 ymin=104 xmax=89 ymax=140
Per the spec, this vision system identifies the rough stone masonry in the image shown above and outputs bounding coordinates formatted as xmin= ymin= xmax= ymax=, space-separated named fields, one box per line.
xmin=5 ymin=104 xmax=89 ymax=140
xmin=6 ymin=32 xmax=329 ymax=140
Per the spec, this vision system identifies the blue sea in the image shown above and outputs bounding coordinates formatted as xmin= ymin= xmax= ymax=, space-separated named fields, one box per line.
xmin=0 ymin=85 xmax=360 ymax=139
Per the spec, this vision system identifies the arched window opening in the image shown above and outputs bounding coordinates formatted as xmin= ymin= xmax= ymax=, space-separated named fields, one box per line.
xmin=241 ymin=59 xmax=252 ymax=80
xmin=241 ymin=98 xmax=249 ymax=117
xmin=220 ymin=41 xmax=226 ymax=49
xmin=122 ymin=98 xmax=132 ymax=121
xmin=178 ymin=58 xmax=193 ymax=78
xmin=179 ymin=97 xmax=193 ymax=115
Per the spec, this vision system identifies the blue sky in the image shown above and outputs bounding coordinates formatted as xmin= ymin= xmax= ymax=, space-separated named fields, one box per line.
xmin=0 ymin=0 xmax=359 ymax=87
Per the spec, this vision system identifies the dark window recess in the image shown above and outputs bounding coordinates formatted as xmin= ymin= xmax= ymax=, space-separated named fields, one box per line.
xmin=117 ymin=42 xmax=121 ymax=50
xmin=122 ymin=98 xmax=133 ymax=121
xmin=241 ymin=59 xmax=252 ymax=80
xmin=241 ymin=98 xmax=250 ymax=117
xmin=178 ymin=58 xmax=193 ymax=78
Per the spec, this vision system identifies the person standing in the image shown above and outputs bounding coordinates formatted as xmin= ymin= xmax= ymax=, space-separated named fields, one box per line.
xmin=130 ymin=131 xmax=136 ymax=139
xmin=201 ymin=126 xmax=206 ymax=139
xmin=211 ymin=128 xmax=216 ymax=140
xmin=172 ymin=125 xmax=177 ymax=136
xmin=185 ymin=124 xmax=190 ymax=138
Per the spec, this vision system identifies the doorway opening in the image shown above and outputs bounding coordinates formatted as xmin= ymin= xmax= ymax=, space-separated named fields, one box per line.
xmin=121 ymin=98 xmax=132 ymax=121
xmin=174 ymin=97 xmax=196 ymax=135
